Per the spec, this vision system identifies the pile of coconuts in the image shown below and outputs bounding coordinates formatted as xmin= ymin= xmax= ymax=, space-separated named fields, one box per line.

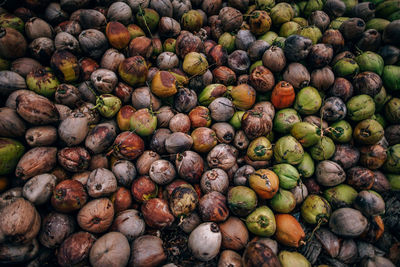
xmin=0 ymin=0 xmax=400 ymax=266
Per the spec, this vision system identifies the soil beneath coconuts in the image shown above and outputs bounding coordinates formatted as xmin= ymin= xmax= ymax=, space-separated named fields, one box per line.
xmin=161 ymin=226 xmax=219 ymax=267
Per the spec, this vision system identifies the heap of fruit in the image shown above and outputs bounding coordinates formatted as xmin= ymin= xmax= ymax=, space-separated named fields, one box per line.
xmin=0 ymin=0 xmax=399 ymax=266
